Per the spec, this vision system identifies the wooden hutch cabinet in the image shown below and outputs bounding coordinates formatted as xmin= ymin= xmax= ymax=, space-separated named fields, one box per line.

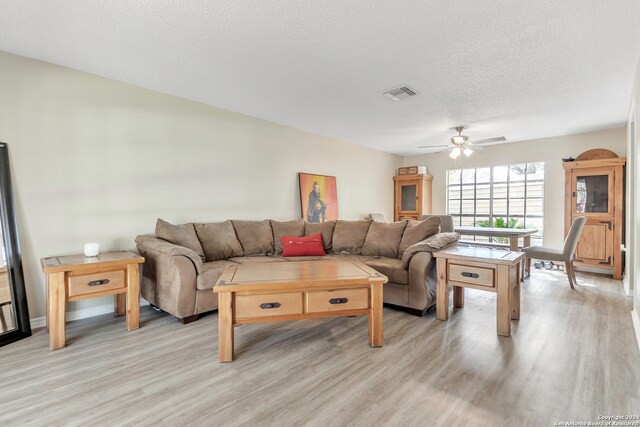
xmin=393 ymin=174 xmax=433 ymax=221
xmin=563 ymin=150 xmax=626 ymax=280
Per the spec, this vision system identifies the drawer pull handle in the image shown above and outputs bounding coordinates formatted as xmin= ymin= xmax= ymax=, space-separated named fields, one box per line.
xmin=260 ymin=302 xmax=281 ymax=309
xmin=329 ymin=298 xmax=349 ymax=305
xmin=88 ymin=279 xmax=110 ymax=286
xmin=461 ymin=272 xmax=479 ymax=279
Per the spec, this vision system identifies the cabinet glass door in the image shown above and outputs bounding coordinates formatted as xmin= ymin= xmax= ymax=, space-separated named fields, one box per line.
xmin=575 ymin=174 xmax=609 ymax=214
xmin=400 ymin=184 xmax=417 ymax=211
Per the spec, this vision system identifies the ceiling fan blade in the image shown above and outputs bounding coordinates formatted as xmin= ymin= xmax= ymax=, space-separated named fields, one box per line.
xmin=435 ymin=147 xmax=452 ymax=154
xmin=470 ymin=136 xmax=506 ymax=145
xmin=418 ymin=144 xmax=450 ymax=148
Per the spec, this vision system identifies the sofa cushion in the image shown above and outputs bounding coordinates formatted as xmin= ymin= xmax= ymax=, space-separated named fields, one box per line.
xmin=271 ymin=220 xmax=305 ymax=255
xmin=331 ymin=220 xmax=372 ymax=254
xmin=365 ymin=258 xmax=408 ymax=285
xmin=304 ymin=221 xmax=336 ymax=252
xmin=324 ymin=254 xmax=378 ymax=263
xmin=361 ymin=221 xmax=407 ymax=258
xmin=398 ymin=216 xmax=441 ymax=257
xmin=401 ymin=231 xmax=460 ymax=268
xmin=155 ymin=219 xmax=206 ymax=261
xmin=228 ymin=256 xmax=289 ymax=264
xmin=194 ymin=220 xmax=244 ymax=261
xmin=196 ymin=260 xmax=239 ymax=290
xmin=232 ymin=220 xmax=274 ymax=256
xmin=282 ymin=234 xmax=326 ymax=257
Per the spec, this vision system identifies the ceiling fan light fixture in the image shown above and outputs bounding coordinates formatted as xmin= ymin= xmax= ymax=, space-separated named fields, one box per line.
xmin=451 ymin=135 xmax=466 ymax=144
xmin=463 ymin=147 xmax=473 ymax=157
xmin=449 ymin=147 xmax=461 ymax=159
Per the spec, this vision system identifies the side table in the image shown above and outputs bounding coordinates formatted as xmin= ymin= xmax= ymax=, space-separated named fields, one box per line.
xmin=433 ymin=246 xmax=524 ymax=337
xmin=41 ymin=251 xmax=144 ymax=350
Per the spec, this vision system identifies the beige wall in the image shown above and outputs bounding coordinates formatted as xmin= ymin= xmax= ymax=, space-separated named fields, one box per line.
xmin=0 ymin=51 xmax=402 ymax=319
xmin=404 ymin=128 xmax=627 ymax=248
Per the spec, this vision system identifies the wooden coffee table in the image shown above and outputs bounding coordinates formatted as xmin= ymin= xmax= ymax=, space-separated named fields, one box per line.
xmin=213 ymin=260 xmax=388 ymax=362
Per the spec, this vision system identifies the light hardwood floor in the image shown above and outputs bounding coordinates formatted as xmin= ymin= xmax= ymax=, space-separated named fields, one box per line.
xmin=1 ymin=270 xmax=639 ymax=426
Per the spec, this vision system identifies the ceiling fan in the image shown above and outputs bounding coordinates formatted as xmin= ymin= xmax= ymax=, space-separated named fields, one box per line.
xmin=418 ymin=126 xmax=506 ymax=159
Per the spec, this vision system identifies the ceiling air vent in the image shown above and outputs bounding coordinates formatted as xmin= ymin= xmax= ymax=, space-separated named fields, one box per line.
xmin=380 ymin=86 xmax=418 ymax=101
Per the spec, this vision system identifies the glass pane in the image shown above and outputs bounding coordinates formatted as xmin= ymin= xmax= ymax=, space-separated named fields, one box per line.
xmin=510 ymin=199 xmax=525 ymax=215
xmin=476 ymin=168 xmax=491 ymax=183
xmin=527 ymin=182 xmax=544 ymax=198
xmin=450 ymin=215 xmax=461 ymax=226
xmin=401 ymin=185 xmax=417 ymax=211
xmin=576 ymin=175 xmax=609 ymax=213
xmin=507 ymin=217 xmax=524 ymax=229
xmin=474 ymin=235 xmax=490 ymax=242
xmin=476 ymin=199 xmax=490 ymax=215
xmin=493 ymin=165 xmax=508 ymax=182
xmin=448 ymin=200 xmax=460 ymax=214
xmin=461 ymin=199 xmax=475 ymax=215
xmin=475 ymin=216 xmax=490 ymax=227
xmin=462 ymin=169 xmax=475 ymax=184
xmin=448 ymin=187 xmax=461 ymax=199
xmin=527 ymin=162 xmax=545 ymax=180
xmin=510 ymin=181 xmax=525 ymax=198
xmin=461 ymin=185 xmax=474 ymax=199
xmin=527 ymin=198 xmax=544 ymax=216
xmin=493 ymin=199 xmax=508 ymax=216
xmin=461 ymin=216 xmax=475 ymax=226
xmin=476 ymin=184 xmax=490 ymax=199
xmin=448 ymin=169 xmax=461 ymax=185
xmin=510 ymin=164 xmax=526 ymax=181
xmin=493 ymin=182 xmax=508 ymax=198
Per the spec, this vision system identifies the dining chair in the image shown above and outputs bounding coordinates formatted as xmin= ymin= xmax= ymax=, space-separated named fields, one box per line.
xmin=521 ymin=216 xmax=587 ymax=289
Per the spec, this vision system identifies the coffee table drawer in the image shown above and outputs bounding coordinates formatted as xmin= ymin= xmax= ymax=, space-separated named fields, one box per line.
xmin=67 ymin=269 xmax=126 ymax=297
xmin=448 ymin=264 xmax=494 ymax=288
xmin=235 ymin=292 xmax=303 ymax=319
xmin=306 ymin=288 xmax=369 ymax=313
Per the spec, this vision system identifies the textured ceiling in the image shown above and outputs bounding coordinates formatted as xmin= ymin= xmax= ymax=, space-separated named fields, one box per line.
xmin=1 ymin=1 xmax=639 ymax=155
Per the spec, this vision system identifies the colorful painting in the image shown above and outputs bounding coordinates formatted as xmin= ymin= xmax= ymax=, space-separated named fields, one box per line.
xmin=298 ymin=173 xmax=339 ymax=223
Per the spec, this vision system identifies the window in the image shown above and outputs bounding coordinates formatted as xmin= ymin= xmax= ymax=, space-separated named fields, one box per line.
xmin=446 ymin=162 xmax=544 ymax=245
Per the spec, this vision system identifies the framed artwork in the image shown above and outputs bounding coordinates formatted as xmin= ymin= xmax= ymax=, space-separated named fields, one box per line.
xmin=298 ymin=173 xmax=339 ymax=223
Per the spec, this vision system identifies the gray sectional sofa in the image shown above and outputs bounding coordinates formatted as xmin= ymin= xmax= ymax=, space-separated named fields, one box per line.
xmin=135 ymin=215 xmax=458 ymax=323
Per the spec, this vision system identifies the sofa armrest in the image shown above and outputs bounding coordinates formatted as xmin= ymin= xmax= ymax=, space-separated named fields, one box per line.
xmin=401 ymin=232 xmax=459 ymax=268
xmin=135 ymin=235 xmax=203 ymax=273
xmin=135 ymin=235 xmax=203 ymax=319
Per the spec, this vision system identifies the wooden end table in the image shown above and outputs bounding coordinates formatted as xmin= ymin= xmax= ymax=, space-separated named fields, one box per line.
xmin=433 ymin=246 xmax=525 ymax=337
xmin=41 ymin=251 xmax=144 ymax=350
xmin=213 ymin=260 xmax=387 ymax=362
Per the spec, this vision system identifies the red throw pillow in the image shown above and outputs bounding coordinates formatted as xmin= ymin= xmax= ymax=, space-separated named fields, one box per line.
xmin=281 ymin=233 xmax=326 ymax=257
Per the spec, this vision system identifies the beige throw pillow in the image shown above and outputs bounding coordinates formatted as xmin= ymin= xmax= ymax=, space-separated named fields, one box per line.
xmin=155 ymin=219 xmax=206 ymax=261
xmin=271 ymin=219 xmax=305 ymax=255
xmin=194 ymin=220 xmax=244 ymax=261
xmin=331 ymin=220 xmax=372 ymax=255
xmin=397 ymin=216 xmax=441 ymax=258
xmin=361 ymin=221 xmax=408 ymax=258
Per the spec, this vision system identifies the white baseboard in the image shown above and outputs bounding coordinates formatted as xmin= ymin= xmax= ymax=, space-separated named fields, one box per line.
xmin=632 ymin=309 xmax=640 ymax=352
xmin=623 ymin=274 xmax=631 ymax=296
xmin=30 ymin=299 xmax=150 ymax=330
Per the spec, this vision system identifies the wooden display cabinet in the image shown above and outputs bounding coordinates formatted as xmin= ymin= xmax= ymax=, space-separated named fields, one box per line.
xmin=393 ymin=174 xmax=433 ymax=221
xmin=563 ymin=150 xmax=625 ymax=279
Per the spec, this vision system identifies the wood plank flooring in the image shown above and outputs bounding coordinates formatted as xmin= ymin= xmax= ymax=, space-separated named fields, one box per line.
xmin=0 ymin=270 xmax=639 ymax=426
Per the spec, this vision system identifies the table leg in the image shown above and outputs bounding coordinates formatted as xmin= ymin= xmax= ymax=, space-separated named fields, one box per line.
xmin=48 ymin=272 xmax=66 ymax=350
xmin=368 ymin=282 xmax=384 ymax=347
xmin=218 ymin=292 xmax=234 ymax=362
xmin=496 ymin=264 xmax=511 ymax=337
xmin=509 ymin=236 xmax=518 ymax=251
xmin=453 ymin=286 xmax=464 ymax=308
xmin=46 ymin=275 xmax=50 ymax=332
xmin=510 ymin=266 xmax=521 ymax=320
xmin=126 ymin=263 xmax=140 ymax=331
xmin=523 ymin=236 xmax=531 ymax=278
xmin=436 ymin=258 xmax=448 ymax=321
xmin=115 ymin=293 xmax=126 ymax=317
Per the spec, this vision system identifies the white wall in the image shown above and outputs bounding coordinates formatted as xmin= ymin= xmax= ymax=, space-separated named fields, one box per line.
xmin=628 ymin=60 xmax=640 ymax=347
xmin=404 ymin=128 xmax=627 ymax=248
xmin=0 ymin=51 xmax=402 ymax=319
